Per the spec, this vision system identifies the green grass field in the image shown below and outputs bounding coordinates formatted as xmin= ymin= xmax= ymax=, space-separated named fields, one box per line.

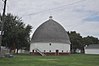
xmin=0 ymin=54 xmax=99 ymax=66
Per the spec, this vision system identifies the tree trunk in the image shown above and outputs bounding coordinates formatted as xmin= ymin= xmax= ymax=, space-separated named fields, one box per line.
xmin=13 ymin=42 xmax=16 ymax=53
xmin=74 ymin=48 xmax=76 ymax=53
xmin=16 ymin=48 xmax=19 ymax=54
xmin=9 ymin=48 xmax=12 ymax=53
xmin=81 ymin=47 xmax=85 ymax=54
xmin=71 ymin=48 xmax=76 ymax=54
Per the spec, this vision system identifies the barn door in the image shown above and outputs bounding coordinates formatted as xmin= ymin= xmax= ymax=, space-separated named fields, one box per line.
xmin=56 ymin=50 xmax=59 ymax=55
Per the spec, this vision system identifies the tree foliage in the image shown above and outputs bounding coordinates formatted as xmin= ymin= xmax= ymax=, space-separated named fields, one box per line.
xmin=83 ymin=36 xmax=99 ymax=45
xmin=68 ymin=31 xmax=99 ymax=54
xmin=0 ymin=13 xmax=32 ymax=53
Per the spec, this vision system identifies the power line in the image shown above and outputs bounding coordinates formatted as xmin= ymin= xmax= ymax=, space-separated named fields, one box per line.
xmin=22 ymin=0 xmax=87 ymax=17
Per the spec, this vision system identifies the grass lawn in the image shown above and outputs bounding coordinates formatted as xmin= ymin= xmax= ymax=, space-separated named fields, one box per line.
xmin=0 ymin=54 xmax=99 ymax=66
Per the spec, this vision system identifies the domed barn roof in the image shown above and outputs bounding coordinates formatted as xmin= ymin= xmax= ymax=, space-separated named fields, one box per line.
xmin=31 ymin=16 xmax=71 ymax=44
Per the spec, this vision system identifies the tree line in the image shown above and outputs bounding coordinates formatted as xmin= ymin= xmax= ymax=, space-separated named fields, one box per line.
xmin=68 ymin=31 xmax=99 ymax=53
xmin=0 ymin=13 xmax=99 ymax=54
xmin=0 ymin=13 xmax=32 ymax=53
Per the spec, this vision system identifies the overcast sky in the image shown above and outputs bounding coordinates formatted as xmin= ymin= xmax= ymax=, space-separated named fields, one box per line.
xmin=0 ymin=0 xmax=99 ymax=38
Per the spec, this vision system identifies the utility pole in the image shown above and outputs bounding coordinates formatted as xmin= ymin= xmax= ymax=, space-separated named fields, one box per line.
xmin=0 ymin=0 xmax=7 ymax=57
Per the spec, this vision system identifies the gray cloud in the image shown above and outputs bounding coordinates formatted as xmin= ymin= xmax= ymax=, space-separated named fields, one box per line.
xmin=0 ymin=0 xmax=99 ymax=38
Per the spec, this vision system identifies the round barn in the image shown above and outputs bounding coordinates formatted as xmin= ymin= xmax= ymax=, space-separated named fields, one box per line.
xmin=30 ymin=16 xmax=71 ymax=56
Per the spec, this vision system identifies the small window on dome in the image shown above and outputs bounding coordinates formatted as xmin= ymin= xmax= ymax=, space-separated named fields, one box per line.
xmin=49 ymin=43 xmax=51 ymax=46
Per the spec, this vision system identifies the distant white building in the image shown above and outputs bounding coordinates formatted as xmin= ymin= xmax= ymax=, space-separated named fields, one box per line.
xmin=30 ymin=16 xmax=71 ymax=56
xmin=85 ymin=44 xmax=99 ymax=54
xmin=0 ymin=46 xmax=9 ymax=55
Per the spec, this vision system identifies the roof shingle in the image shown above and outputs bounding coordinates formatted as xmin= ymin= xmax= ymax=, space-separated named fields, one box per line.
xmin=31 ymin=18 xmax=71 ymax=44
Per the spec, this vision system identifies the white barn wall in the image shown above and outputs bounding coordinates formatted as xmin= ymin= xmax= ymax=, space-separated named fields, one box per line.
xmin=85 ymin=49 xmax=99 ymax=54
xmin=30 ymin=43 xmax=70 ymax=53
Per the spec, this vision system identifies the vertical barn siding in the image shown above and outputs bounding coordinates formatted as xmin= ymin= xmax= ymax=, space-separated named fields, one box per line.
xmin=30 ymin=43 xmax=70 ymax=53
xmin=85 ymin=49 xmax=99 ymax=54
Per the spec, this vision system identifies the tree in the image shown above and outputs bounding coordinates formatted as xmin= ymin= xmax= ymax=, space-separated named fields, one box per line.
xmin=68 ymin=31 xmax=99 ymax=54
xmin=83 ymin=36 xmax=99 ymax=45
xmin=0 ymin=13 xmax=32 ymax=53
xmin=68 ymin=31 xmax=85 ymax=53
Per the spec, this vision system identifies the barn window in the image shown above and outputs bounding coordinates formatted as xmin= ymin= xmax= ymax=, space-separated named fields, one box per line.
xmin=49 ymin=43 xmax=51 ymax=46
xmin=49 ymin=50 xmax=51 ymax=52
xmin=44 ymin=50 xmax=46 ymax=52
xmin=62 ymin=50 xmax=63 ymax=52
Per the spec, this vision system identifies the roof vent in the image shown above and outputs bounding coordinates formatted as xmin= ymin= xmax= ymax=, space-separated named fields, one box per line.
xmin=49 ymin=16 xmax=53 ymax=19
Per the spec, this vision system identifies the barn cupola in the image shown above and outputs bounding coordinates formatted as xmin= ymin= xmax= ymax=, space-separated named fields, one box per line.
xmin=49 ymin=16 xmax=53 ymax=20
